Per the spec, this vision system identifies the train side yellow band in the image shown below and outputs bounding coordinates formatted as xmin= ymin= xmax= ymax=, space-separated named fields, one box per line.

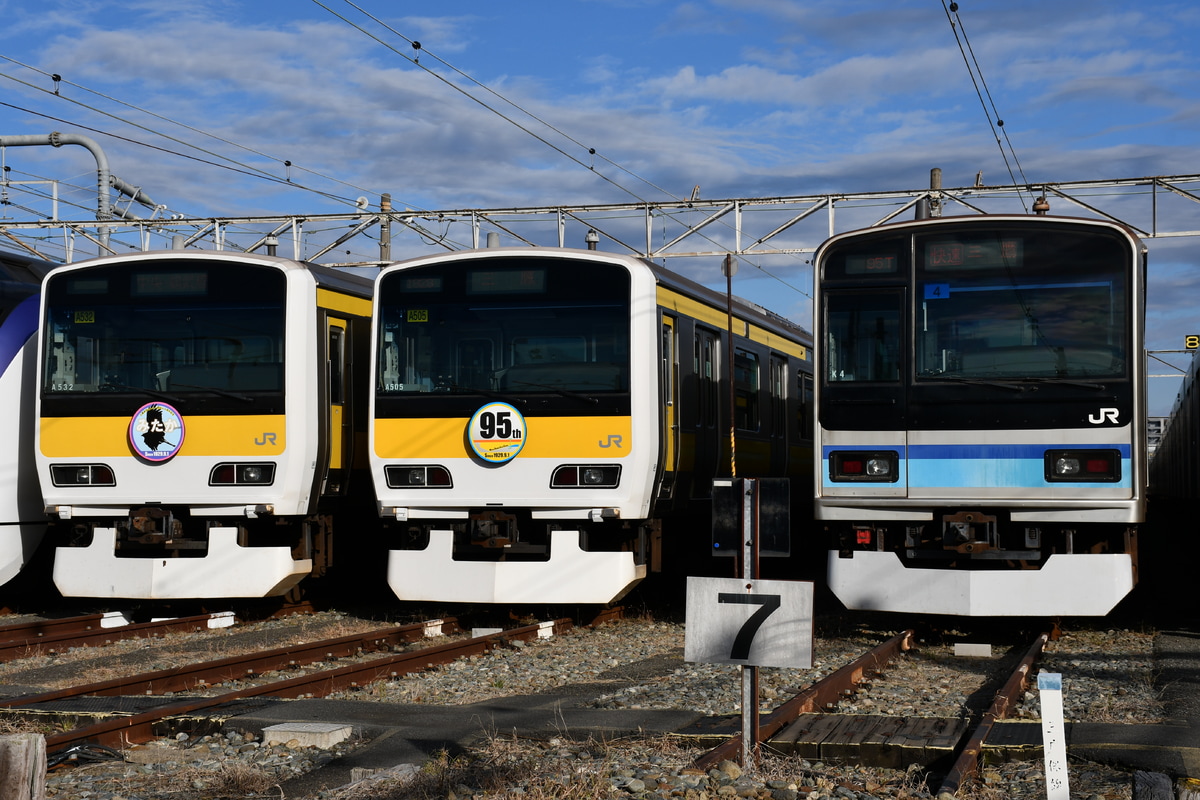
xmin=40 ymin=415 xmax=288 ymax=457
xmin=374 ymin=416 xmax=633 ymax=459
xmin=317 ymin=288 xmax=372 ymax=318
xmin=656 ymin=287 xmax=808 ymax=361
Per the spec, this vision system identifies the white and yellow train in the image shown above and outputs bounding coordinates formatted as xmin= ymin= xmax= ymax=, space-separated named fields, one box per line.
xmin=36 ymin=251 xmax=373 ymax=599
xmin=370 ymin=246 xmax=814 ymax=604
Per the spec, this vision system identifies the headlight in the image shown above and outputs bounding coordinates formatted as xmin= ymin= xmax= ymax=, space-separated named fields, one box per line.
xmin=385 ymin=465 xmax=452 ymax=488
xmin=1045 ymin=450 xmax=1120 ymax=482
xmin=50 ymin=464 xmax=116 ymax=486
xmin=551 ymin=465 xmax=621 ymax=488
xmin=829 ymin=451 xmax=900 ymax=482
xmin=209 ymin=463 xmax=276 ymax=485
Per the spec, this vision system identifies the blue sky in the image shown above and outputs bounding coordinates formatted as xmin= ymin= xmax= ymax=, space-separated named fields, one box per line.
xmin=1 ymin=0 xmax=1199 ymax=414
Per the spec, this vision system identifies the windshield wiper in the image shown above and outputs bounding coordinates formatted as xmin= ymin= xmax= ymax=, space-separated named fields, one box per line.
xmin=169 ymin=382 xmax=255 ymax=403
xmin=98 ymin=382 xmax=187 ymax=405
xmin=927 ymin=376 xmax=1028 ymax=392
xmin=511 ymin=380 xmax=599 ymax=405
xmin=1014 ymin=377 xmax=1106 ymax=390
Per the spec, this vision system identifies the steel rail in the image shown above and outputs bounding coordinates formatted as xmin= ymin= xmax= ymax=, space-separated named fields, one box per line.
xmin=692 ymin=629 xmax=915 ymax=770
xmin=0 ymin=618 xmax=464 ymax=708
xmin=0 ymin=613 xmax=127 ymax=643
xmin=0 ymin=601 xmax=316 ymax=658
xmin=0 ymin=613 xmax=241 ymax=663
xmin=936 ymin=631 xmax=1051 ymax=796
xmin=35 ymin=618 xmax=574 ymax=754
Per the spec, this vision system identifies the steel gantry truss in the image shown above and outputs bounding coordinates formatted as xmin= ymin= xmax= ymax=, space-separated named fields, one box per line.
xmin=3 ymin=171 xmax=1200 ymax=269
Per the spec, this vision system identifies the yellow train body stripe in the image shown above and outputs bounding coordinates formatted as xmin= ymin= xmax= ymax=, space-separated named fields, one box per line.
xmin=374 ymin=416 xmax=633 ymax=459
xmin=656 ymin=287 xmax=748 ymax=336
xmin=657 ymin=287 xmax=807 ymax=359
xmin=317 ymin=288 xmax=371 ymax=318
xmin=40 ymin=415 xmax=287 ymax=457
xmin=748 ymin=323 xmax=808 ymax=360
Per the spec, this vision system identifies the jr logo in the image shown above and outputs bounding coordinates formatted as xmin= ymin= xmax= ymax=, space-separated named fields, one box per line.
xmin=599 ymin=435 xmax=623 ymax=449
xmin=1088 ymin=408 xmax=1120 ymax=425
xmin=255 ymin=432 xmax=278 ymax=445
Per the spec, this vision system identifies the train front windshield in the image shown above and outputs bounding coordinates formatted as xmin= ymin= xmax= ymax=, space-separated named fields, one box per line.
xmin=41 ymin=261 xmax=286 ymax=396
xmin=376 ymin=257 xmax=631 ymax=400
xmin=823 ymin=224 xmax=1131 ymax=384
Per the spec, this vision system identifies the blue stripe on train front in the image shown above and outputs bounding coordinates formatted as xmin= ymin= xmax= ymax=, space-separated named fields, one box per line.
xmin=822 ymin=443 xmax=1132 ymax=489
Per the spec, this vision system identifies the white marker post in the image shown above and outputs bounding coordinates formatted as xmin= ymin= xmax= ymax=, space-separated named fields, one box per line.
xmin=1038 ymin=672 xmax=1070 ymax=800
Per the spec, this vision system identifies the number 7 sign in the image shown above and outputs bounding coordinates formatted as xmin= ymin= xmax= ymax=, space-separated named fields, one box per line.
xmin=684 ymin=577 xmax=814 ymax=669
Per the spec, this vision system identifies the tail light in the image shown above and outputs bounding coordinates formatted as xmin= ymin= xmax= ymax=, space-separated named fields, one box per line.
xmin=551 ymin=465 xmax=621 ymax=488
xmin=830 ymin=451 xmax=899 ymax=482
xmin=210 ymin=463 xmax=276 ymax=485
xmin=50 ymin=464 xmax=116 ymax=486
xmin=1045 ymin=450 xmax=1120 ymax=482
xmin=385 ymin=465 xmax=452 ymax=488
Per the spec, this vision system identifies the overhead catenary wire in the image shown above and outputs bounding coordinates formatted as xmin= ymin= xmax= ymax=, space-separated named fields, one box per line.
xmin=0 ymin=13 xmax=811 ymax=299
xmin=318 ymin=0 xmax=812 ymax=298
xmin=0 ymin=56 xmax=419 ymax=215
xmin=940 ymin=0 xmax=1030 ymax=211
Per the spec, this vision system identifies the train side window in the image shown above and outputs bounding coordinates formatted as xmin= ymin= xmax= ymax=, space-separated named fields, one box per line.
xmin=798 ymin=371 xmax=814 ymax=440
xmin=734 ymin=348 xmax=760 ymax=431
xmin=769 ymin=355 xmax=787 ymax=438
xmin=662 ymin=322 xmax=675 ymax=405
xmin=696 ymin=329 xmax=719 ymax=428
xmin=328 ymin=326 xmax=345 ymax=404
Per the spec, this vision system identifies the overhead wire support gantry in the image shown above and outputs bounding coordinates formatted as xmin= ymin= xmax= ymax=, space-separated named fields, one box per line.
xmin=2 ymin=172 xmax=1200 ymax=268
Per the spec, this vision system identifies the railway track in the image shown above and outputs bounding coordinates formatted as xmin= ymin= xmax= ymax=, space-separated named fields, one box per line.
xmin=0 ymin=601 xmax=316 ymax=662
xmin=0 ymin=611 xmax=620 ymax=757
xmin=1 ymin=610 xmax=1174 ymax=800
xmin=690 ymin=627 xmax=1055 ymax=796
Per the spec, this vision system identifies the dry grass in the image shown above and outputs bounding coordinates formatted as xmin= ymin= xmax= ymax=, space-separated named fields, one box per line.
xmin=53 ymin=759 xmax=282 ymax=800
xmin=310 ymin=732 xmax=944 ymax=800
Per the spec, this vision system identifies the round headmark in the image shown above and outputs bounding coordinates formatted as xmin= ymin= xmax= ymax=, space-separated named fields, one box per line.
xmin=468 ymin=402 xmax=527 ymax=463
xmin=129 ymin=402 xmax=186 ymax=463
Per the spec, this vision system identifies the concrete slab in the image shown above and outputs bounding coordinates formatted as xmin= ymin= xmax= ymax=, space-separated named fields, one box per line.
xmin=262 ymin=721 xmax=353 ymax=748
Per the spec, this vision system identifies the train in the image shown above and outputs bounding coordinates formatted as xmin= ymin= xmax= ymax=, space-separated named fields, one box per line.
xmin=35 ymin=250 xmax=374 ymax=599
xmin=0 ymin=250 xmax=54 ymax=588
xmin=812 ymin=213 xmax=1145 ymax=616
xmin=369 ymin=246 xmax=814 ymax=604
xmin=1149 ymin=351 xmax=1200 ymax=502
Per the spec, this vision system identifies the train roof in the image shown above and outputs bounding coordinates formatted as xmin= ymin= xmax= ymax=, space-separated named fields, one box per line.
xmin=0 ymin=249 xmax=55 ymax=284
xmin=41 ymin=250 xmax=374 ymax=300
xmin=380 ymin=245 xmax=811 ymax=344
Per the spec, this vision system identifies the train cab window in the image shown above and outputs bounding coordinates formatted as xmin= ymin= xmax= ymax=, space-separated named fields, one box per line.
xmin=375 ymin=257 xmax=630 ymax=401
xmin=734 ymin=348 xmax=760 ymax=431
xmin=823 ymin=291 xmax=901 ymax=383
xmin=42 ymin=261 xmax=286 ymax=395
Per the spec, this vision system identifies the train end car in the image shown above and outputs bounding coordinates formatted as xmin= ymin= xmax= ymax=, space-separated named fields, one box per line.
xmin=371 ymin=246 xmax=813 ymax=605
xmin=0 ymin=251 xmax=54 ymax=588
xmin=814 ymin=214 xmax=1145 ymax=617
xmin=36 ymin=251 xmax=373 ymax=599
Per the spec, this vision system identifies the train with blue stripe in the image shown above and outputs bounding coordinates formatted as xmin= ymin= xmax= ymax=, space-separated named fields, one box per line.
xmin=0 ymin=250 xmax=53 ymax=589
xmin=813 ymin=213 xmax=1144 ymax=616
xmin=35 ymin=251 xmax=374 ymax=599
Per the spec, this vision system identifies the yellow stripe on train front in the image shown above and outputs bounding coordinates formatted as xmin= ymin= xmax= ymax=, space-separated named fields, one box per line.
xmin=374 ymin=416 xmax=633 ymax=459
xmin=39 ymin=415 xmax=288 ymax=457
